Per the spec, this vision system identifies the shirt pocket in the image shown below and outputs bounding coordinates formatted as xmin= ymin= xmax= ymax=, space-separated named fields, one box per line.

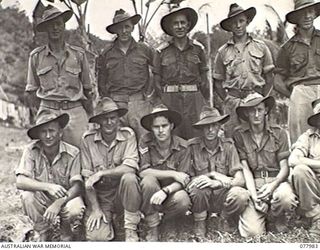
xmin=37 ymin=66 xmax=55 ymax=91
xmin=248 ymin=49 xmax=264 ymax=73
xmin=65 ymin=66 xmax=81 ymax=90
xmin=214 ymin=155 xmax=228 ymax=176
xmin=56 ymin=164 xmax=69 ymax=187
xmin=262 ymin=142 xmax=278 ymax=170
xmin=246 ymin=148 xmax=259 ymax=171
xmin=223 ymin=54 xmax=237 ymax=78
xmin=314 ymin=49 xmax=320 ymax=70
xmin=289 ymin=53 xmax=307 ymax=76
xmin=193 ymin=161 xmax=210 ymax=176
xmin=161 ymin=55 xmax=176 ymax=66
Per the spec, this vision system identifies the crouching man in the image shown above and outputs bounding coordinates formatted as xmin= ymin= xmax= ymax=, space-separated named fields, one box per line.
xmin=233 ymin=93 xmax=298 ymax=237
xmin=289 ymin=99 xmax=320 ymax=238
xmin=16 ymin=110 xmax=85 ymax=241
xmin=188 ymin=106 xmax=249 ymax=237
xmin=139 ymin=104 xmax=191 ymax=241
xmin=80 ymin=97 xmax=141 ymax=242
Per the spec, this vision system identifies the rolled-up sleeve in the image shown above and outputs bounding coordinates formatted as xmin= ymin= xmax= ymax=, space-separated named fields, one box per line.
xmin=25 ymin=54 xmax=39 ymax=92
xmin=227 ymin=143 xmax=243 ymax=176
xmin=275 ymin=46 xmax=289 ymax=77
xmin=16 ymin=147 xmax=35 ymax=178
xmin=213 ymin=51 xmax=225 ymax=81
xmin=80 ymin=52 xmax=92 ymax=90
xmin=177 ymin=147 xmax=192 ymax=174
xmin=262 ymin=44 xmax=275 ymax=74
xmin=276 ymin=129 xmax=290 ymax=161
xmin=80 ymin=138 xmax=95 ymax=178
xmin=69 ymin=152 xmax=83 ymax=185
xmin=122 ymin=133 xmax=139 ymax=170
xmin=233 ymin=131 xmax=248 ymax=161
xmin=291 ymin=131 xmax=310 ymax=157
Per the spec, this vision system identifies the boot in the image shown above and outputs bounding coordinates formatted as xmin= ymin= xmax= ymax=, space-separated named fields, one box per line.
xmin=146 ymin=226 xmax=159 ymax=242
xmin=125 ymin=229 xmax=139 ymax=242
xmin=194 ymin=220 xmax=206 ymax=238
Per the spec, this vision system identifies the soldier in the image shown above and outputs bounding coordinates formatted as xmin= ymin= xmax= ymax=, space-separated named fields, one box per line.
xmin=274 ymin=0 xmax=320 ymax=145
xmin=16 ymin=110 xmax=85 ymax=241
xmin=139 ymin=104 xmax=191 ymax=241
xmin=80 ymin=97 xmax=141 ymax=242
xmin=187 ymin=106 xmax=249 ymax=237
xmin=214 ymin=3 xmax=274 ymax=138
xmin=156 ymin=7 xmax=209 ymax=140
xmin=97 ymin=9 xmax=158 ymax=139
xmin=25 ymin=5 xmax=93 ymax=148
xmin=233 ymin=93 xmax=298 ymax=237
xmin=289 ymin=99 xmax=320 ymax=238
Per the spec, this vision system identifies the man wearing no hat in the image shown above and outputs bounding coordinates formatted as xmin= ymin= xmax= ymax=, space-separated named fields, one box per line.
xmin=25 ymin=5 xmax=93 ymax=148
xmin=15 ymin=110 xmax=85 ymax=241
xmin=97 ymin=9 xmax=158 ymax=140
xmin=156 ymin=7 xmax=210 ymax=140
xmin=233 ymin=93 xmax=298 ymax=237
xmin=289 ymin=99 xmax=320 ymax=238
xmin=213 ymin=3 xmax=274 ymax=138
xmin=275 ymin=0 xmax=320 ymax=145
xmin=80 ymin=97 xmax=141 ymax=241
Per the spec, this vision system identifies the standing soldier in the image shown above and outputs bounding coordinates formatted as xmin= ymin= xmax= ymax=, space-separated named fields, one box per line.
xmin=213 ymin=3 xmax=274 ymax=138
xmin=187 ymin=106 xmax=249 ymax=237
xmin=16 ymin=110 xmax=85 ymax=241
xmin=139 ymin=104 xmax=191 ymax=241
xmin=156 ymin=7 xmax=209 ymax=140
xmin=274 ymin=0 xmax=320 ymax=145
xmin=233 ymin=93 xmax=298 ymax=237
xmin=97 ymin=9 xmax=158 ymax=140
xmin=81 ymin=98 xmax=141 ymax=242
xmin=25 ymin=5 xmax=93 ymax=147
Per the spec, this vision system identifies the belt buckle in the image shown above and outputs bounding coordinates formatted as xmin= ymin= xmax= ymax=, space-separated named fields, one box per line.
xmin=178 ymin=85 xmax=182 ymax=92
xmin=260 ymin=170 xmax=268 ymax=178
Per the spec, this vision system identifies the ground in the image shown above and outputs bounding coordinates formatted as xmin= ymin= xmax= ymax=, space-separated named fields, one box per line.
xmin=0 ymin=124 xmax=318 ymax=243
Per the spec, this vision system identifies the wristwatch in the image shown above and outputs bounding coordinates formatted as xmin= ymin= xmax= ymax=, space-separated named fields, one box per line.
xmin=161 ymin=187 xmax=170 ymax=196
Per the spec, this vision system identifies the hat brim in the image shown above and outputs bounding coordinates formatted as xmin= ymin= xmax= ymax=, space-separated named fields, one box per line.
xmin=236 ymin=96 xmax=275 ymax=121
xmin=27 ymin=113 xmax=69 ymax=139
xmin=161 ymin=7 xmax=198 ymax=36
xmin=286 ymin=2 xmax=320 ymax=24
xmin=220 ymin=7 xmax=256 ymax=32
xmin=106 ymin=14 xmax=141 ymax=34
xmin=193 ymin=114 xmax=230 ymax=128
xmin=36 ymin=10 xmax=73 ymax=32
xmin=89 ymin=108 xmax=128 ymax=123
xmin=141 ymin=110 xmax=182 ymax=131
xmin=308 ymin=112 xmax=320 ymax=127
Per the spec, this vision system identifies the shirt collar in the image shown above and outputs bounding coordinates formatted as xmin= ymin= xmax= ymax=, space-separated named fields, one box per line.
xmin=32 ymin=140 xmax=72 ymax=159
xmin=44 ymin=43 xmax=70 ymax=57
xmin=226 ymin=34 xmax=253 ymax=46
xmin=241 ymin=120 xmax=273 ymax=134
xmin=309 ymin=127 xmax=320 ymax=137
xmin=169 ymin=37 xmax=194 ymax=50
xmin=291 ymin=28 xmax=320 ymax=43
xmin=114 ymin=37 xmax=137 ymax=50
xmin=148 ymin=134 xmax=181 ymax=151
xmin=94 ymin=129 xmax=126 ymax=143
xmin=200 ymin=137 xmax=224 ymax=155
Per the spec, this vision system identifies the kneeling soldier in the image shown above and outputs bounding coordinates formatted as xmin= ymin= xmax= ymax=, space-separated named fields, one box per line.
xmin=139 ymin=104 xmax=191 ymax=241
xmin=234 ymin=93 xmax=298 ymax=237
xmin=80 ymin=98 xmax=141 ymax=242
xmin=188 ymin=106 xmax=249 ymax=237
xmin=16 ymin=110 xmax=85 ymax=241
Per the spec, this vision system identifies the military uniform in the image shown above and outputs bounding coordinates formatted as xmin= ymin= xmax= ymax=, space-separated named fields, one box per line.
xmin=26 ymin=44 xmax=92 ymax=147
xmin=16 ymin=141 xmax=85 ymax=235
xmin=97 ymin=38 xmax=158 ymax=139
xmin=233 ymin=123 xmax=298 ymax=237
xmin=188 ymin=137 xmax=249 ymax=224
xmin=139 ymin=133 xmax=191 ymax=228
xmin=213 ymin=36 xmax=274 ymax=137
xmin=80 ymin=127 xmax=141 ymax=241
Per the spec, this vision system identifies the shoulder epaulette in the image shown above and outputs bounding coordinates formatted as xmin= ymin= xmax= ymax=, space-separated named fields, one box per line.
xmin=82 ymin=128 xmax=97 ymax=138
xmin=30 ymin=45 xmax=46 ymax=56
xmin=69 ymin=44 xmax=85 ymax=54
xmin=100 ymin=42 xmax=114 ymax=56
xmin=192 ymin=39 xmax=205 ymax=50
xmin=187 ymin=137 xmax=202 ymax=146
xmin=157 ymin=42 xmax=170 ymax=52
xmin=119 ymin=127 xmax=135 ymax=137
xmin=62 ymin=141 xmax=80 ymax=157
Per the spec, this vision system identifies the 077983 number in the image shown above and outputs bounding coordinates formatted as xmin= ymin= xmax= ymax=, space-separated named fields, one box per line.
xmin=300 ymin=244 xmax=318 ymax=248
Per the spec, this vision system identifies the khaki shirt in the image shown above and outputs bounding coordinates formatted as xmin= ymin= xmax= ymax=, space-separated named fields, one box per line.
xmin=138 ymin=133 xmax=190 ymax=173
xmin=233 ymin=123 xmax=290 ymax=172
xmin=16 ymin=141 xmax=82 ymax=189
xmin=26 ymin=43 xmax=92 ymax=101
xmin=275 ymin=29 xmax=320 ymax=88
xmin=80 ymin=127 xmax=138 ymax=189
xmin=291 ymin=128 xmax=320 ymax=160
xmin=213 ymin=36 xmax=274 ymax=90
xmin=188 ymin=137 xmax=242 ymax=177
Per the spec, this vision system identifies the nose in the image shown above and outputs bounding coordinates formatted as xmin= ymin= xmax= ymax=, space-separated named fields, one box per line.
xmin=255 ymin=109 xmax=259 ymax=117
xmin=45 ymin=130 xmax=51 ymax=138
xmin=106 ymin=118 xmax=113 ymax=125
xmin=177 ymin=22 xmax=183 ymax=29
xmin=159 ymin=126 xmax=164 ymax=133
xmin=208 ymin=124 xmax=214 ymax=131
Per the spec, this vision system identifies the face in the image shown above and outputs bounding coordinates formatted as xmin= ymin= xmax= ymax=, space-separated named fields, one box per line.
xmin=297 ymin=6 xmax=317 ymax=30
xmin=230 ymin=13 xmax=249 ymax=38
xmin=247 ymin=102 xmax=267 ymax=126
xmin=202 ymin=122 xmax=221 ymax=141
xmin=38 ymin=121 xmax=62 ymax=148
xmin=170 ymin=14 xmax=190 ymax=38
xmin=114 ymin=19 xmax=134 ymax=42
xmin=151 ymin=116 xmax=174 ymax=143
xmin=97 ymin=111 xmax=120 ymax=136
xmin=47 ymin=16 xmax=65 ymax=41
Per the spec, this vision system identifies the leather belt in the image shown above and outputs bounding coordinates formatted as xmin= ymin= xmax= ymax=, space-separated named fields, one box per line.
xmin=253 ymin=170 xmax=278 ymax=178
xmin=163 ymin=84 xmax=198 ymax=93
xmin=41 ymin=99 xmax=82 ymax=110
xmin=227 ymin=87 xmax=263 ymax=99
xmin=110 ymin=92 xmax=144 ymax=102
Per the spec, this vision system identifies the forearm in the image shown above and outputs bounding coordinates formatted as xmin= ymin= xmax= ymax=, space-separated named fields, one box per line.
xmin=51 ymin=182 xmax=82 ymax=208
xmin=263 ymin=72 xmax=274 ymax=96
xmin=274 ymin=74 xmax=291 ymax=98
xmin=85 ymin=187 xmax=101 ymax=211
xmin=272 ymin=161 xmax=289 ymax=188
xmin=294 ymin=156 xmax=320 ymax=169
xmin=241 ymin=164 xmax=258 ymax=199
xmin=214 ymin=79 xmax=227 ymax=100
xmin=16 ymin=175 xmax=50 ymax=192
xmin=231 ymin=171 xmax=245 ymax=187
xmin=99 ymin=165 xmax=136 ymax=178
xmin=139 ymin=168 xmax=176 ymax=180
xmin=163 ymin=182 xmax=183 ymax=194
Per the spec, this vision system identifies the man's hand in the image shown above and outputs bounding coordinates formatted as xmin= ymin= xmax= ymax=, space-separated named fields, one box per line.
xmin=188 ymin=175 xmax=221 ymax=190
xmin=86 ymin=208 xmax=108 ymax=232
xmin=85 ymin=172 xmax=102 ymax=190
xmin=253 ymin=198 xmax=269 ymax=214
xmin=173 ymin=172 xmax=190 ymax=187
xmin=150 ymin=190 xmax=167 ymax=205
xmin=213 ymin=172 xmax=232 ymax=188
xmin=43 ymin=201 xmax=63 ymax=223
xmin=257 ymin=182 xmax=277 ymax=202
xmin=46 ymin=184 xmax=67 ymax=199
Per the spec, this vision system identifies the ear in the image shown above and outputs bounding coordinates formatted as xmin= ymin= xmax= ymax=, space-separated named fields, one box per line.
xmin=170 ymin=122 xmax=174 ymax=130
